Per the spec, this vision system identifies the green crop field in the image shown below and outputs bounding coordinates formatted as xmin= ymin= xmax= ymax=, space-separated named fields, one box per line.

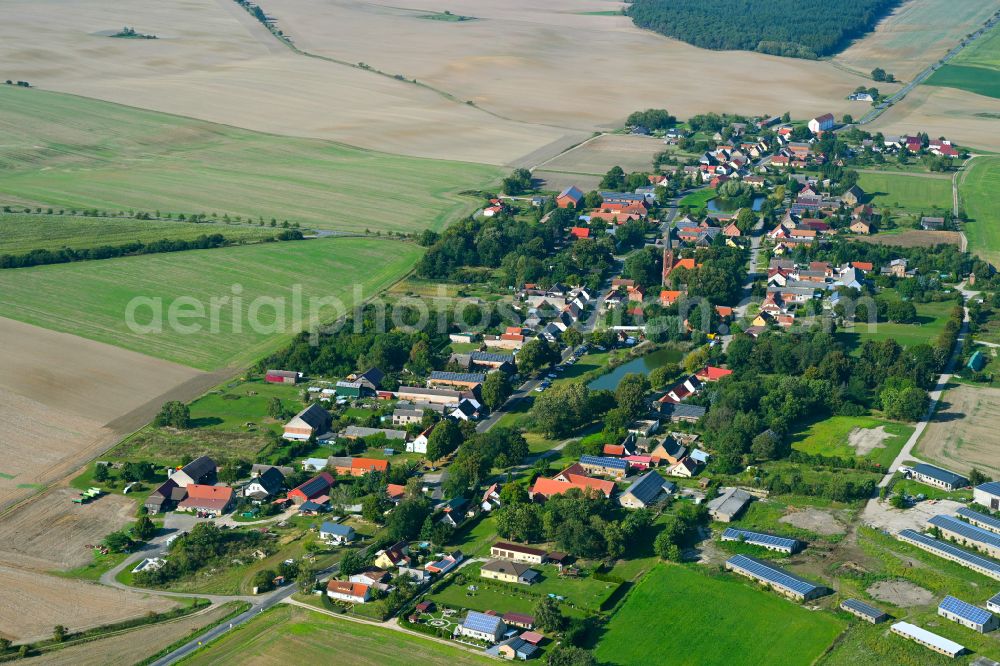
xmin=951 ymin=23 xmax=1000 ymax=71
xmin=0 ymin=237 xmax=422 ymax=370
xmin=0 ymin=213 xmax=275 ymax=254
xmin=0 ymin=86 xmax=500 ymax=234
xmin=791 ymin=415 xmax=914 ymax=468
xmin=961 ymin=156 xmax=1000 ymax=264
xmin=179 ymin=604 xmax=490 ymax=665
xmin=595 ymin=564 xmax=845 ymax=666
xmin=856 ymin=172 xmax=952 ymax=212
xmin=926 ymin=24 xmax=1000 ymax=99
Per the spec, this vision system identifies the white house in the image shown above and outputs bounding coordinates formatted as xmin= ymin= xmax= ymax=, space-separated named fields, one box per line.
xmin=327 ymin=580 xmax=371 ymax=604
xmin=319 ymin=522 xmax=356 ymax=544
xmin=407 ymin=424 xmax=433 ymax=454
xmin=808 ymin=113 xmax=835 ymax=133
xmin=456 ymin=611 xmax=506 ymax=643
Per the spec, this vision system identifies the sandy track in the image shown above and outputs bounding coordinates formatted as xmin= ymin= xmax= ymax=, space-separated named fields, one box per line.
xmin=917 ymin=384 xmax=1000 ymax=476
xmin=0 ymin=566 xmax=176 ymax=644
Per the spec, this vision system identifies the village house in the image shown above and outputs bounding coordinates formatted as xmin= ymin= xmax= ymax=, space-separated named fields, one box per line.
xmin=480 ymin=559 xmax=539 ymax=585
xmin=242 ymin=466 xmax=285 ymax=501
xmin=283 ymin=403 xmax=333 ymax=441
xmin=374 ymin=541 xmax=411 ymax=569
xmin=327 ymin=580 xmax=371 ymax=604
xmin=177 ymin=484 xmax=234 ymax=515
xmin=328 ymin=456 xmax=390 ymax=477
xmin=320 ymin=522 xmax=356 ymax=544
xmin=457 ymin=611 xmax=506 ymax=644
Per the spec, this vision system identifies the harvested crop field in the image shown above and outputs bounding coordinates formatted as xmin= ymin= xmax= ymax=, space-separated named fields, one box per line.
xmin=0 ymin=0 xmax=567 ymax=164
xmin=0 ymin=488 xmax=138 ymax=571
xmin=23 ymin=602 xmax=239 ymax=666
xmin=859 ymin=230 xmax=961 ymax=248
xmin=866 ymin=579 xmax=933 ymax=607
xmin=0 ymin=317 xmax=206 ymax=511
xmin=538 ymin=134 xmax=664 ymax=176
xmin=0 ymin=566 xmax=176 ymax=644
xmin=868 ymin=85 xmax=1000 ymax=154
xmin=916 ymin=383 xmax=1000 ymax=477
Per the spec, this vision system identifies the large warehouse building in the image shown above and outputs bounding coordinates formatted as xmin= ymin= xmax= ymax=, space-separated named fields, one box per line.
xmin=896 ymin=529 xmax=1000 ymax=581
xmin=721 ymin=528 xmax=802 ymax=554
xmin=724 ymin=555 xmax=825 ymax=601
xmin=890 ymin=622 xmax=964 ymax=658
xmin=927 ymin=514 xmax=1000 ymax=559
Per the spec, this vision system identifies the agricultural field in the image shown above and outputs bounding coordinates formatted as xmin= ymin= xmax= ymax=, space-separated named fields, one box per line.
xmin=927 ymin=22 xmax=1000 ymax=99
xmin=856 ymin=171 xmax=953 ymax=212
xmin=791 ymin=416 xmax=914 ymax=468
xmin=179 ymin=604 xmax=490 ymax=666
xmin=0 ymin=87 xmax=500 ymax=235
xmin=0 ymin=564 xmax=176 ymax=644
xmin=836 ymin=298 xmax=955 ymax=349
xmin=0 ymin=237 xmax=423 ymax=370
xmin=915 ymin=383 xmax=1000 ymax=477
xmin=834 ymin=0 xmax=999 ymax=80
xmin=0 ymin=214 xmax=276 ymax=254
xmin=960 ymin=156 xmax=1000 ymax=264
xmin=859 ymin=229 xmax=961 ymax=248
xmin=595 ymin=564 xmax=845 ymax=666
xmin=533 ymin=134 xmax=666 ymax=190
xmin=0 ymin=316 xmax=207 ymax=511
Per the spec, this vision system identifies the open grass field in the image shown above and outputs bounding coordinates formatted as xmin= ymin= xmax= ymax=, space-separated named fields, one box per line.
xmin=916 ymin=383 xmax=1000 ymax=477
xmin=0 ymin=237 xmax=423 ymax=370
xmin=960 ymin=156 xmax=1000 ymax=265
xmin=856 ymin=171 xmax=952 ymax=212
xmin=0 ymin=214 xmax=277 ymax=254
xmin=595 ymin=564 xmax=845 ymax=666
xmin=927 ymin=64 xmax=1000 ymax=100
xmin=0 ymin=87 xmax=500 ymax=234
xmin=179 ymin=604 xmax=490 ymax=666
xmin=834 ymin=0 xmax=999 ymax=80
xmin=836 ymin=298 xmax=955 ymax=349
xmin=678 ymin=188 xmax=717 ymax=212
xmin=859 ymin=229 xmax=961 ymax=248
xmin=791 ymin=415 xmax=914 ymax=468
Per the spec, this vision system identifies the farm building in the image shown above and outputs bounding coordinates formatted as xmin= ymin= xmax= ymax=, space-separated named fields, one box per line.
xmin=975 ymin=482 xmax=1000 ymax=511
xmin=502 ymin=613 xmax=536 ymax=630
xmin=457 ymin=611 xmax=506 ymax=643
xmin=320 ymin=522 xmax=356 ymax=544
xmin=956 ymin=506 xmax=1000 ymax=535
xmin=890 ymin=622 xmax=964 ymax=658
xmin=350 ymin=367 xmax=385 ymax=391
xmin=470 ymin=351 xmax=515 ymax=370
xmin=169 ymin=456 xmax=217 ymax=488
xmin=288 ymin=471 xmax=334 ymax=504
xmin=938 ymin=595 xmax=998 ymax=633
xmin=177 ymin=484 xmax=234 ymax=515
xmin=968 ymin=351 xmax=988 ymax=372
xmin=724 ymin=555 xmax=826 ymax=601
xmin=144 ymin=478 xmax=186 ymax=513
xmin=392 ymin=408 xmax=424 ymax=426
xmin=491 ymin=542 xmax=547 ymax=565
xmin=896 ymin=529 xmax=1000 ymax=581
xmin=619 ymin=470 xmax=670 ymax=509
xmin=486 ymin=637 xmax=539 ymax=661
xmin=265 ymin=369 xmax=298 ymax=384
xmin=721 ymin=528 xmax=802 ymax=554
xmin=909 ymin=463 xmax=969 ymax=491
xmin=327 ymin=580 xmax=371 ymax=604
xmin=708 ymin=487 xmax=753 ymax=522
xmin=328 ymin=456 xmax=390 ymax=477
xmin=578 ymin=455 xmax=629 ymax=479
xmin=807 ymin=113 xmax=835 ymax=133
xmin=927 ymin=515 xmax=1000 ymax=559
xmin=556 ymin=186 xmax=584 ymax=209
xmin=341 ymin=426 xmax=407 ymax=442
xmin=396 ymin=386 xmax=464 ymax=405
xmin=427 ymin=371 xmax=485 ymax=390
xmin=989 ymin=592 xmax=1000 ymax=614
xmin=840 ymin=598 xmax=889 ymax=624
xmin=480 ymin=559 xmax=539 ymax=585
xmin=283 ymin=403 xmax=333 ymax=441
xmin=334 ymin=380 xmax=363 ymax=398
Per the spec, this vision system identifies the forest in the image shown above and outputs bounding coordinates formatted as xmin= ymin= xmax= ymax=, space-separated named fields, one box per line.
xmin=628 ymin=0 xmax=902 ymax=58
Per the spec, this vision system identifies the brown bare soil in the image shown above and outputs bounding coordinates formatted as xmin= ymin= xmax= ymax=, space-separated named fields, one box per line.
xmin=23 ymin=603 xmax=236 ymax=665
xmin=847 ymin=426 xmax=893 ymax=456
xmin=866 ymin=579 xmax=933 ymax=606
xmin=0 ymin=566 xmax=175 ymax=644
xmin=0 ymin=488 xmax=139 ymax=571
xmin=869 ymin=86 xmax=1000 ymax=154
xmin=916 ymin=383 xmax=1000 ymax=477
xmin=0 ymin=317 xmax=208 ymax=511
xmin=859 ymin=230 xmax=961 ymax=248
xmin=860 ymin=497 xmax=966 ymax=533
xmin=779 ymin=507 xmax=846 ymax=535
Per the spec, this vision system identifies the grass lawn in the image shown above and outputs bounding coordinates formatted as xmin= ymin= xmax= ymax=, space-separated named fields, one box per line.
xmin=188 ymin=379 xmax=305 ymax=432
xmin=836 ymin=299 xmax=955 ymax=350
xmin=890 ymin=477 xmax=974 ymax=502
xmin=427 ymin=562 xmax=617 ymax=617
xmin=0 ymin=86 xmax=500 ymax=234
xmin=595 ymin=564 xmax=845 ymax=666
xmin=678 ymin=188 xmax=716 ymax=212
xmin=856 ymin=171 xmax=952 ymax=212
xmin=447 ymin=515 xmax=498 ymax=559
xmin=961 ymin=156 xmax=1000 ymax=264
xmin=0 ymin=237 xmax=423 ymax=370
xmin=728 ymin=494 xmax=854 ymax=543
xmin=179 ymin=604 xmax=490 ymax=665
xmin=791 ymin=415 xmax=914 ymax=468
xmin=927 ymin=64 xmax=1000 ymax=99
xmin=0 ymin=213 xmax=275 ymax=254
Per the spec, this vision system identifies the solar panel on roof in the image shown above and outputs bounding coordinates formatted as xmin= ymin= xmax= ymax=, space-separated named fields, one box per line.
xmin=722 ymin=528 xmax=800 ymax=550
xmin=929 ymin=515 xmax=1000 ymax=549
xmin=940 ymin=595 xmax=993 ymax=625
xmin=957 ymin=506 xmax=1000 ymax=533
xmin=726 ymin=554 xmax=818 ymax=595
xmin=842 ymin=598 xmax=886 ymax=619
xmin=429 ymin=371 xmax=485 ymax=383
xmin=898 ymin=530 xmax=1000 ymax=575
xmin=464 ymin=611 xmax=501 ymax=633
xmin=580 ymin=455 xmax=628 ymax=470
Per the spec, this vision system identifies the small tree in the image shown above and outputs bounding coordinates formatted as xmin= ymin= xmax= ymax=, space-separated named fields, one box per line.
xmin=153 ymin=401 xmax=190 ymax=429
xmin=52 ymin=625 xmax=66 ymax=643
xmin=252 ymin=569 xmax=276 ymax=593
xmin=133 ymin=515 xmax=156 ymax=541
xmin=267 ymin=397 xmax=285 ymax=420
xmin=93 ymin=463 xmax=109 ymax=483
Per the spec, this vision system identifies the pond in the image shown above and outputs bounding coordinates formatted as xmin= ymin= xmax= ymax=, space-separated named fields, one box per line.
xmin=587 ymin=347 xmax=684 ymax=391
xmin=707 ymin=196 xmax=765 ymax=213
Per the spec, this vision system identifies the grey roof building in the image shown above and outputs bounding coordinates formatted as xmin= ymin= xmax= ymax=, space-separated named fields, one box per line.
xmin=619 ymin=471 xmax=670 ymax=509
xmin=708 ymin=487 xmax=753 ymax=522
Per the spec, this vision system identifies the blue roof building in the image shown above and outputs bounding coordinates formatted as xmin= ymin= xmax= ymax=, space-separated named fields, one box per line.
xmin=579 ymin=455 xmax=629 ymax=478
xmin=938 ymin=595 xmax=999 ymax=633
xmin=458 ymin=610 xmax=506 ymax=643
xmin=724 ymin=555 xmax=825 ymax=601
xmin=910 ymin=463 xmax=969 ymax=490
xmin=928 ymin=514 xmax=1000 ymax=558
xmin=721 ymin=528 xmax=802 ymax=554
xmin=619 ymin=471 xmax=669 ymax=508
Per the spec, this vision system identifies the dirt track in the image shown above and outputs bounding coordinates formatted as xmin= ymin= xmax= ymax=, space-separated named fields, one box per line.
xmin=917 ymin=383 xmax=1000 ymax=476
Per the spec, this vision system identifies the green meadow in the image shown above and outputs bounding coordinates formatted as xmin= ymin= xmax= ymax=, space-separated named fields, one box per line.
xmin=791 ymin=415 xmax=914 ymax=468
xmin=856 ymin=171 xmax=952 ymax=212
xmin=595 ymin=564 xmax=845 ymax=666
xmin=837 ymin=298 xmax=955 ymax=350
xmin=0 ymin=213 xmax=275 ymax=254
xmin=927 ymin=25 xmax=1000 ymax=99
xmin=961 ymin=156 xmax=1000 ymax=264
xmin=0 ymin=86 xmax=500 ymax=234
xmin=0 ymin=237 xmax=422 ymax=370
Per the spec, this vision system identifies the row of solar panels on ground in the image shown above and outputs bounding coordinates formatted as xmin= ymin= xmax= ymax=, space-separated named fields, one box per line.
xmin=725 ymin=554 xmax=819 ymax=596
xmin=929 ymin=514 xmax=1000 ymax=549
xmin=722 ymin=528 xmax=800 ymax=550
xmin=841 ymin=598 xmax=888 ymax=622
xmin=939 ymin=595 xmax=993 ymax=626
xmin=897 ymin=529 xmax=1000 ymax=578
xmin=957 ymin=506 xmax=1000 ymax=534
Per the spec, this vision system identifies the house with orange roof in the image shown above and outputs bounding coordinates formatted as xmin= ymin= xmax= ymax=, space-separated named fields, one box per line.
xmin=529 ymin=465 xmax=616 ymax=500
xmin=327 ymin=580 xmax=371 ymax=604
xmin=569 ymin=226 xmax=590 ymax=239
xmin=714 ymin=305 xmax=733 ymax=320
xmin=330 ymin=457 xmax=389 ymax=477
xmin=660 ymin=290 xmax=682 ymax=307
xmin=696 ymin=366 xmax=733 ymax=382
xmin=177 ymin=484 xmax=235 ymax=515
xmin=852 ymin=261 xmax=874 ymax=272
xmin=386 ymin=484 xmax=406 ymax=503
